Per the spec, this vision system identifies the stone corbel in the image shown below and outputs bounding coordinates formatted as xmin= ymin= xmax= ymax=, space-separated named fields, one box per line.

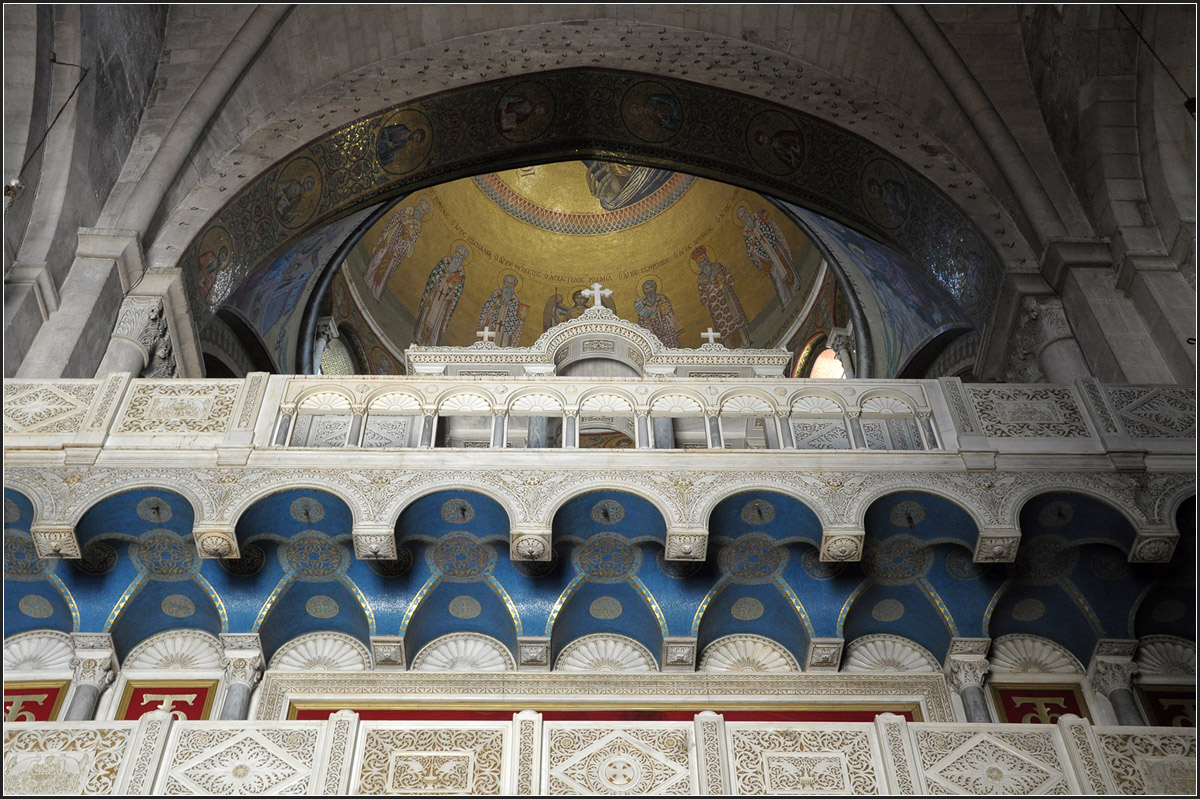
xmin=510 ymin=525 xmax=552 ymax=562
xmin=194 ymin=524 xmax=239 ymax=560
xmin=370 ymin=635 xmax=406 ymax=670
xmin=1129 ymin=531 xmax=1178 ymax=563
xmin=820 ymin=526 xmax=863 ymax=562
xmin=945 ymin=637 xmax=991 ymax=659
xmin=30 ymin=523 xmax=81 ymax=559
xmin=665 ymin=527 xmax=707 ymax=561
xmin=974 ymin=527 xmax=1021 ymax=563
xmin=517 ymin=636 xmax=551 ymax=671
xmin=76 ymin=228 xmax=146 ymax=294
xmin=353 ymin=524 xmax=398 ymax=560
xmin=662 ymin=636 xmax=698 ymax=672
xmin=805 ymin=637 xmax=844 ymax=672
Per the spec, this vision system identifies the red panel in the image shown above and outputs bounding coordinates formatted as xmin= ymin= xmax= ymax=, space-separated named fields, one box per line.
xmin=993 ymin=685 xmax=1087 ymax=724
xmin=119 ymin=683 xmax=216 ymax=721
xmin=293 ymin=707 xmax=916 ymax=722
xmin=3 ymin=684 xmax=66 ymax=722
xmin=1139 ymin=686 xmax=1196 ymax=728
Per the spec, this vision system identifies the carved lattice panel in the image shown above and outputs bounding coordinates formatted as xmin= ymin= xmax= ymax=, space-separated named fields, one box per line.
xmin=290 ymin=414 xmax=350 ymax=448
xmin=157 ymin=723 xmax=323 ymax=794
xmin=544 ymin=722 xmax=696 ymax=795
xmin=3 ymin=724 xmax=137 ymax=795
xmin=361 ymin=416 xmax=415 ymax=448
xmin=912 ymin=726 xmax=1076 ymax=795
xmin=791 ymin=420 xmax=850 ymax=449
xmin=353 ymin=723 xmax=509 ymax=795
xmin=725 ymin=724 xmax=884 ymax=795
xmin=1094 ymin=728 xmax=1197 ymax=795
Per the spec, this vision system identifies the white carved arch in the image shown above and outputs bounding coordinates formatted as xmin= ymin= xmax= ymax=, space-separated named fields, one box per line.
xmin=556 ymin=634 xmax=658 ymax=672
xmin=508 ymin=392 xmax=564 ymax=414
xmin=367 ymin=391 xmax=423 ymax=413
xmin=0 ymin=479 xmax=51 ymax=527
xmin=123 ymin=629 xmax=223 ymax=670
xmin=297 ymin=390 xmax=354 ymax=411
xmin=65 ymin=478 xmax=210 ymax=528
xmin=537 ymin=311 xmax=660 ymax=363
xmin=845 ymin=482 xmax=986 ymax=539
xmin=859 ymin=394 xmax=917 ymax=415
xmin=540 ymin=483 xmax=675 ymax=530
xmin=698 ymin=634 xmax=800 ymax=673
xmin=3 ymin=630 xmax=74 ymax=672
xmin=383 ymin=482 xmax=520 ymax=531
xmin=410 ymin=633 xmax=516 ymax=672
xmin=989 ymin=634 xmax=1085 ymax=674
xmin=842 ymin=634 xmax=940 ymax=673
xmin=228 ymin=482 xmax=364 ymax=531
xmin=579 ymin=392 xmax=635 ymax=414
xmin=437 ymin=392 xmax=493 ymax=415
xmin=270 ymin=631 xmax=371 ymax=671
xmin=1136 ymin=635 xmax=1195 ymax=678
xmin=695 ymin=481 xmax=832 ymax=532
xmin=1004 ymin=481 xmax=1148 ymax=540
xmin=719 ymin=394 xmax=775 ymax=416
xmin=789 ymin=393 xmax=846 ymax=415
xmin=649 ymin=392 xmax=705 ymax=415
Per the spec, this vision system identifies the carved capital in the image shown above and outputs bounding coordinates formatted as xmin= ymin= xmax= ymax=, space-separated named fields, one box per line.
xmin=974 ymin=532 xmax=1020 ymax=563
xmin=1130 ymin=533 xmax=1177 ymax=563
xmin=805 ymin=637 xmax=844 ymax=672
xmin=517 ymin=636 xmax=551 ymax=670
xmin=945 ymin=656 xmax=990 ymax=693
xmin=662 ymin=637 xmax=697 ymax=672
xmin=112 ymin=295 xmax=176 ymax=378
xmin=70 ymin=655 xmax=116 ymax=689
xmin=371 ymin=635 xmax=406 ymax=670
xmin=194 ymin=525 xmax=238 ymax=559
xmin=1090 ymin=659 xmax=1139 ymax=696
xmin=511 ymin=526 xmax=552 ymax=562
xmin=820 ymin=530 xmax=863 ymax=562
xmin=219 ymin=654 xmax=264 ymax=688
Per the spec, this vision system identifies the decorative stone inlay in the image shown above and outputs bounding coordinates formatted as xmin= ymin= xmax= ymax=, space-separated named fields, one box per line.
xmin=136 ymin=496 xmax=174 ymax=523
xmin=574 ymin=534 xmax=641 ymax=582
xmin=160 ymin=594 xmax=197 ymax=618
xmin=589 ymin=596 xmax=623 ymax=620
xmin=1107 ymin=387 xmax=1197 ymax=438
xmin=966 ymin=386 xmax=1089 ymax=438
xmin=3 ymin=725 xmax=134 ymax=794
xmin=440 ymin=498 xmax=475 ymax=523
xmin=863 ymin=534 xmax=934 ymax=584
xmin=427 ymin=533 xmax=496 ymax=581
xmin=1095 ymin=730 xmax=1197 ymax=795
xmin=3 ymin=382 xmax=97 ymax=435
xmin=727 ymin=726 xmax=880 ymax=795
xmin=131 ymin=530 xmax=198 ymax=581
xmin=410 ymin=633 xmax=515 ymax=672
xmin=591 ymin=500 xmax=625 ymax=524
xmin=18 ymin=594 xmax=53 ymax=618
xmin=719 ymin=533 xmax=787 ymax=583
xmin=730 ymin=597 xmax=765 ymax=621
xmin=114 ymin=381 xmax=241 ymax=435
xmin=557 ymin=635 xmax=657 ymax=673
xmin=1011 ymin=599 xmax=1046 ymax=621
xmin=740 ymin=499 xmax=775 ymax=524
xmin=288 ymin=497 xmax=324 ymax=523
xmin=356 ymin=726 xmax=506 ymax=795
xmin=163 ymin=725 xmax=320 ymax=794
xmin=916 ymin=729 xmax=1070 ymax=794
xmin=889 ymin=500 xmax=925 ymax=527
xmin=871 ymin=599 xmax=905 ymax=622
xmin=546 ymin=725 xmax=694 ymax=795
xmin=305 ymin=594 xmax=340 ymax=618
xmin=1012 ymin=535 xmax=1076 ymax=581
xmin=699 ymin=634 xmax=799 ymax=673
xmin=842 ymin=634 xmax=939 ymax=673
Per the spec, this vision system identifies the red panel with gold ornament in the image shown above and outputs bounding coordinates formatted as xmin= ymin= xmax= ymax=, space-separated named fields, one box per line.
xmin=989 ymin=683 xmax=1092 ymax=724
xmin=3 ymin=681 xmax=69 ymax=722
xmin=116 ymin=680 xmax=218 ymax=721
xmin=1137 ymin=685 xmax=1196 ymax=728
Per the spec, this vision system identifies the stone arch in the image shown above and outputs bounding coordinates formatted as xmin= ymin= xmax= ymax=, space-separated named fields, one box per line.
xmin=847 ymin=482 xmax=988 ymax=541
xmin=227 ymin=481 xmax=366 ymax=532
xmin=293 ymin=386 xmax=356 ymax=410
xmin=841 ymin=633 xmax=940 ymax=674
xmin=364 ymin=388 xmax=424 ymax=411
xmin=268 ymin=630 xmax=372 ymax=671
xmin=787 ymin=387 xmax=851 ymax=414
xmin=409 ymin=632 xmax=516 ymax=673
xmin=382 ymin=483 xmax=520 ymax=533
xmin=505 ymin=388 xmax=568 ymax=415
xmin=698 ymin=634 xmax=800 ymax=673
xmin=122 ymin=629 xmax=224 ymax=671
xmin=64 ymin=479 xmax=209 ymax=530
xmin=540 ymin=483 xmax=678 ymax=532
xmin=555 ymin=633 xmax=658 ymax=673
xmin=646 ymin=387 xmax=708 ymax=415
xmin=1009 ymin=486 xmax=1142 ymax=549
xmin=697 ymin=481 xmax=832 ymax=532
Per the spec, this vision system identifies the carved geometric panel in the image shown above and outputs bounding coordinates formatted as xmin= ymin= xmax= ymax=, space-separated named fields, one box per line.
xmin=362 ymin=416 xmax=415 ymax=448
xmin=114 ymin=381 xmax=241 ymax=435
xmin=290 ymin=414 xmax=350 ymax=447
xmin=726 ymin=724 xmax=883 ymax=795
xmin=791 ymin=420 xmax=851 ymax=449
xmin=1107 ymin=387 xmax=1196 ymax=438
xmin=966 ymin=387 xmax=1089 ymax=438
xmin=913 ymin=727 xmax=1074 ymax=794
xmin=3 ymin=382 xmax=98 ymax=434
xmin=3 ymin=724 xmax=136 ymax=794
xmin=159 ymin=724 xmax=321 ymax=794
xmin=1094 ymin=729 xmax=1197 ymax=795
xmin=354 ymin=724 xmax=508 ymax=795
xmin=545 ymin=723 xmax=696 ymax=795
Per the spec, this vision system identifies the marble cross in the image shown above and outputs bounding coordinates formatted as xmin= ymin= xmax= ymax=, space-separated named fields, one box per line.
xmin=582 ymin=282 xmax=612 ymax=308
xmin=700 ymin=327 xmax=722 ymax=345
xmin=476 ymin=327 xmax=496 ymax=344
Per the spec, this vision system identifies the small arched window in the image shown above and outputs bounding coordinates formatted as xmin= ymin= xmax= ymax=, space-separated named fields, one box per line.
xmin=809 ymin=347 xmax=846 ymax=379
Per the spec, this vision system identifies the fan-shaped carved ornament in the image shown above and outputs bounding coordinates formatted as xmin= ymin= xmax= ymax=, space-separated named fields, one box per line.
xmin=650 ymin=394 xmax=704 ymax=415
xmin=721 ymin=395 xmax=774 ymax=416
xmin=3 ymin=630 xmax=74 ymax=671
xmin=580 ymin=394 xmax=634 ymax=414
xmin=842 ymin=634 xmax=939 ymax=673
xmin=1137 ymin=636 xmax=1196 ymax=677
xmin=861 ymin=395 xmax=915 ymax=415
xmin=410 ymin=633 xmax=516 ymax=672
xmin=438 ymin=393 xmax=492 ymax=414
xmin=989 ymin=634 xmax=1084 ymax=674
xmin=368 ymin=392 xmax=422 ymax=412
xmin=270 ymin=632 xmax=371 ymax=671
xmin=298 ymin=391 xmax=353 ymax=411
xmin=124 ymin=630 xmax=223 ymax=670
xmin=790 ymin=395 xmax=843 ymax=415
xmin=698 ymin=634 xmax=799 ymax=673
xmin=511 ymin=393 xmax=563 ymax=413
xmin=556 ymin=634 xmax=657 ymax=672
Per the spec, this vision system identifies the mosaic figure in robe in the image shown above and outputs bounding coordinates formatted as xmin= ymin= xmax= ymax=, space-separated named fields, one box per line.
xmin=634 ymin=279 xmax=683 ymax=348
xmin=693 ymin=246 xmax=750 ymax=348
xmin=363 ymin=199 xmax=430 ymax=300
xmin=738 ymin=205 xmax=798 ymax=307
xmin=477 ymin=274 xmax=530 ymax=347
xmin=415 ymin=245 xmax=469 ymax=346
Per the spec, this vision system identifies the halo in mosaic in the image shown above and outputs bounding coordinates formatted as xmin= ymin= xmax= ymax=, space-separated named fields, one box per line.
xmin=449 ymin=595 xmax=482 ymax=619
xmin=427 ymin=533 xmax=496 ymax=582
xmin=136 ymin=496 xmax=174 ymax=523
xmin=161 ymin=594 xmax=196 ymax=618
xmin=73 ymin=541 xmax=118 ymax=577
xmin=864 ymin=535 xmax=934 ymax=585
xmin=1089 ymin=549 xmax=1131 ymax=581
xmin=1013 ymin=535 xmax=1077 ymax=581
xmin=289 ymin=496 xmax=325 ymax=524
xmin=871 ymin=599 xmax=906 ymax=622
xmin=945 ymin=547 xmax=983 ymax=581
xmin=1011 ymin=598 xmax=1046 ymax=621
xmin=4 ymin=497 xmax=19 ymax=523
xmin=280 ymin=532 xmax=350 ymax=581
xmin=573 ymin=533 xmax=642 ymax=583
xmin=589 ymin=596 xmax=623 ymax=620
xmin=513 ymin=549 xmax=559 ymax=578
xmin=1152 ymin=600 xmax=1185 ymax=623
xmin=656 ymin=550 xmax=705 ymax=580
xmin=889 ymin=500 xmax=926 ymax=528
xmin=19 ymin=595 xmax=53 ymax=619
xmin=131 ymin=530 xmax=197 ymax=581
xmin=719 ymin=533 xmax=787 ymax=584
xmin=4 ymin=531 xmax=51 ymax=581
xmin=367 ymin=548 xmax=412 ymax=578
xmin=218 ymin=543 xmax=266 ymax=577
xmin=440 ymin=498 xmax=475 ymax=524
xmin=1037 ymin=500 xmax=1074 ymax=528
xmin=306 ymin=594 xmax=340 ymax=618
xmin=590 ymin=500 xmax=625 ymax=525
xmin=801 ymin=548 xmax=846 ymax=580
xmin=740 ymin=499 xmax=776 ymax=525
xmin=731 ymin=597 xmax=765 ymax=621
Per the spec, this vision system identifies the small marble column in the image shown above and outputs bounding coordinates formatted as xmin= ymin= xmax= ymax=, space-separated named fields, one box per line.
xmin=762 ymin=416 xmax=780 ymax=449
xmin=946 ymin=656 xmax=992 ymax=723
xmin=491 ymin=411 xmax=508 ymax=448
xmin=846 ymin=410 xmax=867 ymax=449
xmin=65 ymin=653 xmax=116 ymax=721
xmin=527 ymin=416 xmax=548 ymax=449
xmin=274 ymin=404 xmax=296 ymax=447
xmin=563 ymin=410 xmax=578 ymax=448
xmin=777 ymin=412 xmax=795 ymax=448
xmin=218 ymin=649 xmax=264 ymax=721
xmin=652 ymin=416 xmax=675 ymax=449
xmin=348 ymin=404 xmax=366 ymax=447
xmin=636 ymin=412 xmax=650 ymax=448
xmin=706 ymin=413 xmax=723 ymax=448
xmin=420 ymin=413 xmax=437 ymax=447
xmin=1091 ymin=659 xmax=1145 ymax=726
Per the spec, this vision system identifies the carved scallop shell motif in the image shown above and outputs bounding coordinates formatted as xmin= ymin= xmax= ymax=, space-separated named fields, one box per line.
xmin=580 ymin=394 xmax=634 ymax=414
xmin=439 ymin=393 xmax=492 ymax=414
xmin=511 ymin=393 xmax=563 ymax=413
xmin=124 ymin=630 xmax=223 ymax=670
xmin=650 ymin=394 xmax=704 ymax=414
xmin=989 ymin=634 xmax=1084 ymax=674
xmin=3 ymin=630 xmax=74 ymax=671
xmin=299 ymin=391 xmax=353 ymax=411
xmin=842 ymin=634 xmax=939 ymax=673
xmin=556 ymin=634 xmax=657 ymax=673
xmin=721 ymin=395 xmax=773 ymax=416
xmin=270 ymin=632 xmax=371 ymax=671
xmin=790 ymin=395 xmax=842 ymax=415
xmin=698 ymin=634 xmax=799 ymax=673
xmin=861 ymin=395 xmax=914 ymax=415
xmin=1136 ymin=636 xmax=1196 ymax=677
xmin=410 ymin=633 xmax=515 ymax=672
xmin=368 ymin=392 xmax=422 ymax=412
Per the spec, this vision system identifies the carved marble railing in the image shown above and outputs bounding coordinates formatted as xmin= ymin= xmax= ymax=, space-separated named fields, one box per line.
xmin=4 ymin=375 xmax=1194 ymax=566
xmin=3 ymin=711 xmax=1194 ymax=794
